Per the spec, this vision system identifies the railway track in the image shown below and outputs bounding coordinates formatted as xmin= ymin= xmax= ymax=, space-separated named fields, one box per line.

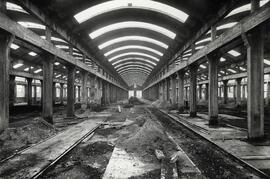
xmin=0 ymin=117 xmax=105 ymax=179
xmin=147 ymin=107 xmax=270 ymax=179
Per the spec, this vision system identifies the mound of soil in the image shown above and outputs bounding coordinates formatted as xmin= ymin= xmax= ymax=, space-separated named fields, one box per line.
xmin=0 ymin=118 xmax=57 ymax=161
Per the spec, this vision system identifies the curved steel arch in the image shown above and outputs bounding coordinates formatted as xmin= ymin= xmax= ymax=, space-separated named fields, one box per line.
xmin=120 ymin=70 xmax=150 ymax=76
xmin=119 ymin=69 xmax=151 ymax=76
xmin=116 ymin=65 xmax=153 ymax=72
xmin=74 ymin=0 xmax=189 ymax=24
xmin=108 ymin=52 xmax=160 ymax=62
xmin=104 ymin=45 xmax=164 ymax=57
xmin=90 ymin=21 xmax=176 ymax=39
xmin=118 ymin=67 xmax=152 ymax=75
xmin=112 ymin=57 xmax=157 ymax=66
xmin=115 ymin=62 xmax=154 ymax=70
xmin=99 ymin=36 xmax=168 ymax=50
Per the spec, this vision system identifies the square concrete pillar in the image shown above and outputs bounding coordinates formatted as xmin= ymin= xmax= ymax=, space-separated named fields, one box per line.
xmin=236 ymin=78 xmax=242 ymax=106
xmin=189 ymin=64 xmax=198 ymax=117
xmin=170 ymin=76 xmax=176 ymax=105
xmin=177 ymin=71 xmax=185 ymax=112
xmin=223 ymin=80 xmax=228 ymax=104
xmin=42 ymin=54 xmax=55 ymax=124
xmin=67 ymin=64 xmax=75 ymax=117
xmin=81 ymin=71 xmax=88 ymax=109
xmin=208 ymin=55 xmax=219 ymax=125
xmin=0 ymin=31 xmax=13 ymax=132
xmin=9 ymin=75 xmax=16 ymax=107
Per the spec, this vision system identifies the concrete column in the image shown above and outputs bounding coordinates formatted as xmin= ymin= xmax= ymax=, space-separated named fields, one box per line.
xmin=40 ymin=80 xmax=43 ymax=106
xmin=245 ymin=0 xmax=264 ymax=139
xmin=223 ymin=80 xmax=228 ymax=104
xmin=67 ymin=64 xmax=75 ymax=117
xmin=81 ymin=71 xmax=88 ymax=109
xmin=205 ymin=83 xmax=209 ymax=101
xmin=60 ymin=83 xmax=64 ymax=105
xmin=177 ymin=71 xmax=185 ymax=112
xmin=9 ymin=75 xmax=16 ymax=107
xmin=208 ymin=55 xmax=219 ymax=125
xmin=170 ymin=76 xmax=176 ymax=105
xmin=0 ymin=30 xmax=13 ymax=131
xmin=198 ymin=84 xmax=202 ymax=100
xmin=52 ymin=82 xmax=56 ymax=105
xmin=267 ymin=82 xmax=270 ymax=106
xmin=78 ymin=86 xmax=81 ymax=102
xmin=189 ymin=65 xmax=198 ymax=117
xmin=236 ymin=78 xmax=242 ymax=106
xmin=26 ymin=78 xmax=33 ymax=106
xmin=42 ymin=54 xmax=55 ymax=124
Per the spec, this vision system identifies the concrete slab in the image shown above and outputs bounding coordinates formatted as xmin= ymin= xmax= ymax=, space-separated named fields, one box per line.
xmin=0 ymin=114 xmax=109 ymax=179
xmin=103 ymin=147 xmax=159 ymax=179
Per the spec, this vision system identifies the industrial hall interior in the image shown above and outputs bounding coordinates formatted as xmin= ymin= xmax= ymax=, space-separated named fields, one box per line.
xmin=1 ymin=0 xmax=270 ymax=178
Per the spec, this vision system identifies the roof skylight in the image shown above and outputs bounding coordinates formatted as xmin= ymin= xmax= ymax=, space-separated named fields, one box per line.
xmin=195 ymin=37 xmax=211 ymax=45
xmin=34 ymin=69 xmax=42 ymax=73
xmin=13 ymin=63 xmax=23 ymax=69
xmin=99 ymin=36 xmax=168 ymax=49
xmin=264 ymin=59 xmax=270 ymax=65
xmin=108 ymin=52 xmax=160 ymax=62
xmin=90 ymin=21 xmax=176 ymax=39
xmin=6 ymin=2 xmax=28 ymax=14
xmin=115 ymin=62 xmax=154 ymax=69
xmin=18 ymin=21 xmax=45 ymax=30
xmin=28 ymin=52 xmax=37 ymax=56
xmin=227 ymin=50 xmax=241 ymax=57
xmin=41 ymin=36 xmax=67 ymax=43
xmin=220 ymin=57 xmax=226 ymax=62
xmin=117 ymin=65 xmax=153 ymax=72
xmin=10 ymin=43 xmax=19 ymax=50
xmin=112 ymin=57 xmax=157 ymax=66
xmin=74 ymin=0 xmax=188 ymax=24
xmin=104 ymin=45 xmax=163 ymax=57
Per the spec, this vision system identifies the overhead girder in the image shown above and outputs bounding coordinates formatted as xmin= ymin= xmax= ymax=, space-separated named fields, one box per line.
xmin=114 ymin=61 xmax=154 ymax=70
xmin=108 ymin=52 xmax=160 ymax=62
xmin=119 ymin=69 xmax=150 ymax=76
xmin=116 ymin=65 xmax=153 ymax=73
xmin=112 ymin=57 xmax=157 ymax=66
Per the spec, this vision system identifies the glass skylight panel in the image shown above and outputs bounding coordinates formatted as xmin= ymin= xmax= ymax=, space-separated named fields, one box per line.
xmin=183 ymin=53 xmax=192 ymax=58
xmin=228 ymin=69 xmax=237 ymax=73
xmin=10 ymin=43 xmax=19 ymax=50
xmin=54 ymin=62 xmax=60 ymax=66
xmin=90 ymin=21 xmax=176 ymax=39
xmin=195 ymin=46 xmax=204 ymax=50
xmin=73 ymin=52 xmax=83 ymax=56
xmin=217 ymin=22 xmax=238 ymax=31
xmin=112 ymin=57 xmax=157 ymax=66
xmin=225 ymin=0 xmax=269 ymax=18
xmin=56 ymin=45 xmax=69 ymax=49
xmin=227 ymin=50 xmax=241 ymax=57
xmin=239 ymin=67 xmax=246 ymax=71
xmin=118 ymin=67 xmax=152 ymax=74
xmin=28 ymin=52 xmax=37 ymax=56
xmin=200 ymin=64 xmax=207 ymax=69
xmin=108 ymin=52 xmax=159 ymax=62
xmin=117 ymin=65 xmax=152 ymax=72
xmin=13 ymin=63 xmax=23 ymax=69
xmin=18 ymin=22 xmax=45 ymax=30
xmin=220 ymin=57 xmax=226 ymax=62
xmin=74 ymin=0 xmax=188 ymax=24
xmin=220 ymin=70 xmax=225 ymax=74
xmin=24 ymin=67 xmax=29 ymax=72
xmin=99 ymin=36 xmax=168 ymax=49
xmin=6 ymin=2 xmax=28 ymax=14
xmin=115 ymin=62 xmax=154 ymax=69
xmin=104 ymin=45 xmax=163 ymax=57
xmin=34 ymin=69 xmax=42 ymax=73
xmin=195 ymin=37 xmax=211 ymax=45
xmin=56 ymin=74 xmax=62 ymax=78
xmin=264 ymin=59 xmax=270 ymax=65
xmin=41 ymin=36 xmax=67 ymax=43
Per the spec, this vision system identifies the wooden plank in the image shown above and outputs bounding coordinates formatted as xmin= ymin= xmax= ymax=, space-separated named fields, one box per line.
xmin=0 ymin=13 xmax=127 ymax=90
xmin=144 ymin=2 xmax=270 ymax=90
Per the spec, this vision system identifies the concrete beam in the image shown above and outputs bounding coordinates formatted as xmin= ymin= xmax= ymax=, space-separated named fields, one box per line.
xmin=144 ymin=2 xmax=270 ymax=90
xmin=0 ymin=12 xmax=127 ymax=91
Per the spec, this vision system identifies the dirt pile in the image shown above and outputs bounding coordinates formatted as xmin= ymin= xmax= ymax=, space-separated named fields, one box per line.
xmin=117 ymin=115 xmax=175 ymax=162
xmin=0 ymin=118 xmax=57 ymax=161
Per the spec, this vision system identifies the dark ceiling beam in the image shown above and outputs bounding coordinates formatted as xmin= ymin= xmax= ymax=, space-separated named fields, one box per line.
xmin=144 ymin=2 xmax=270 ymax=90
xmin=0 ymin=12 xmax=127 ymax=90
xmin=146 ymin=0 xmax=236 ymax=84
xmin=15 ymin=0 xmax=126 ymax=86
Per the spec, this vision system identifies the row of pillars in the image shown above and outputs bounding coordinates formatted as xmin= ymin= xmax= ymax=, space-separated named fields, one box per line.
xmin=143 ymin=0 xmax=264 ymax=140
xmin=0 ymin=29 xmax=128 ymax=132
